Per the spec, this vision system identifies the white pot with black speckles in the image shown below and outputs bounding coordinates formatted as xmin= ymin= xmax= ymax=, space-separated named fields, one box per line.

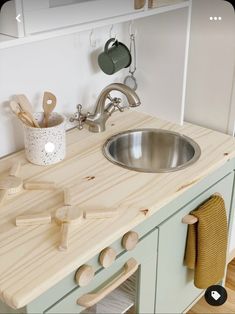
xmin=23 ymin=112 xmax=66 ymax=166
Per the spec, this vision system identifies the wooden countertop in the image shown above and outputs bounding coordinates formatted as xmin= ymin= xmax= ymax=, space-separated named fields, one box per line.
xmin=1 ymin=111 xmax=235 ymax=309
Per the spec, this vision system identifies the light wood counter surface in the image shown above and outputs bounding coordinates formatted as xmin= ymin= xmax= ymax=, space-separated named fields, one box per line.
xmin=0 ymin=111 xmax=235 ymax=309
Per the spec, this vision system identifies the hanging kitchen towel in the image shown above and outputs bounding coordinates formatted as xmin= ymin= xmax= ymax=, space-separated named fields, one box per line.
xmin=184 ymin=194 xmax=228 ymax=289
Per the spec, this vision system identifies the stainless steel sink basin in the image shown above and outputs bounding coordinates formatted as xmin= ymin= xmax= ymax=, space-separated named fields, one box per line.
xmin=103 ymin=129 xmax=201 ymax=173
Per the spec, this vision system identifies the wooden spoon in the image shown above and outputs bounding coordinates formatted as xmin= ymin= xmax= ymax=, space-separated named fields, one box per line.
xmin=43 ymin=92 xmax=57 ymax=127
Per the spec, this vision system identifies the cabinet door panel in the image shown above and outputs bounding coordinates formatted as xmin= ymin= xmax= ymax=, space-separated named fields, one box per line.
xmin=156 ymin=173 xmax=233 ymax=313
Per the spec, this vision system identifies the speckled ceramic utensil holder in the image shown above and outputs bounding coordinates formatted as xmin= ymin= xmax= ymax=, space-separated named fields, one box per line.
xmin=23 ymin=112 xmax=66 ymax=166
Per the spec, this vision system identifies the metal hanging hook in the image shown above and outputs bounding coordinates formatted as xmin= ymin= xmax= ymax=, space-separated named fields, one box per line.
xmin=129 ymin=20 xmax=137 ymax=37
xmin=109 ymin=24 xmax=117 ymax=40
xmin=89 ymin=29 xmax=96 ymax=48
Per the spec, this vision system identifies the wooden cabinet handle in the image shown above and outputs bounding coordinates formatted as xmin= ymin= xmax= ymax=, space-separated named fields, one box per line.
xmin=77 ymin=258 xmax=138 ymax=308
xmin=182 ymin=214 xmax=198 ymax=225
xmin=122 ymin=231 xmax=139 ymax=251
xmin=182 ymin=193 xmax=222 ymax=225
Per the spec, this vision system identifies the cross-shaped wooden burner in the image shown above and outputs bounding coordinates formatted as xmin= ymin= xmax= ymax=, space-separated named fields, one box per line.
xmin=0 ymin=162 xmax=56 ymax=206
xmin=15 ymin=185 xmax=118 ymax=252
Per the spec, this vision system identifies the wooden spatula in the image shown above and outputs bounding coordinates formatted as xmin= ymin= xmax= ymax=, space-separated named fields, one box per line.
xmin=9 ymin=101 xmax=33 ymax=127
xmin=14 ymin=95 xmax=40 ymax=128
xmin=43 ymin=92 xmax=57 ymax=127
xmin=17 ymin=112 xmax=35 ymax=127
xmin=9 ymin=100 xmax=21 ymax=116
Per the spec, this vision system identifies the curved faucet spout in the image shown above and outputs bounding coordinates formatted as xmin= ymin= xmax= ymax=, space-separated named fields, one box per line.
xmin=86 ymin=83 xmax=141 ymax=133
xmin=94 ymin=83 xmax=141 ymax=115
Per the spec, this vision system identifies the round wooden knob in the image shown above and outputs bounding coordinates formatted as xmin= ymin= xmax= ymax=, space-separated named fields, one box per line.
xmin=75 ymin=265 xmax=95 ymax=287
xmin=122 ymin=231 xmax=139 ymax=251
xmin=99 ymin=247 xmax=117 ymax=268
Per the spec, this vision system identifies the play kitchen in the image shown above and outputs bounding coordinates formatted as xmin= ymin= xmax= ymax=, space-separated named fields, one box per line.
xmin=0 ymin=109 xmax=235 ymax=314
xmin=0 ymin=0 xmax=235 ymax=314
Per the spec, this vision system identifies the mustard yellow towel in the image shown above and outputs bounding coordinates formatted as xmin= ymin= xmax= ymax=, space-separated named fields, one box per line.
xmin=184 ymin=195 xmax=228 ymax=289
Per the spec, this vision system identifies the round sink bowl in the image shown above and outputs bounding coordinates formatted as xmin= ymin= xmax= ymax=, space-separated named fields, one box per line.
xmin=103 ymin=129 xmax=201 ymax=173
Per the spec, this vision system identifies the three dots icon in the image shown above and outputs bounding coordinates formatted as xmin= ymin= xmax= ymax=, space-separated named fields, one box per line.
xmin=210 ymin=16 xmax=222 ymax=21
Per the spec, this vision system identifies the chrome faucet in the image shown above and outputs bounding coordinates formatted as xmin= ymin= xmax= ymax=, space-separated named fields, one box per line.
xmin=70 ymin=83 xmax=141 ymax=133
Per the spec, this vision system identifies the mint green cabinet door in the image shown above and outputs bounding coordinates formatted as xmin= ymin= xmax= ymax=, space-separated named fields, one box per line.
xmin=155 ymin=173 xmax=233 ymax=314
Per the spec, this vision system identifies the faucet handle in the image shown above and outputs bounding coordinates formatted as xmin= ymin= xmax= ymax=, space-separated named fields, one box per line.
xmin=107 ymin=94 xmax=124 ymax=113
xmin=113 ymin=97 xmax=124 ymax=112
xmin=70 ymin=104 xmax=86 ymax=130
xmin=107 ymin=94 xmax=113 ymax=102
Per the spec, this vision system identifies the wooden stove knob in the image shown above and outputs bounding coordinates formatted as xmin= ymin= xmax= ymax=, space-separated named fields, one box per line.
xmin=75 ymin=265 xmax=95 ymax=287
xmin=122 ymin=231 xmax=139 ymax=251
xmin=99 ymin=247 xmax=117 ymax=268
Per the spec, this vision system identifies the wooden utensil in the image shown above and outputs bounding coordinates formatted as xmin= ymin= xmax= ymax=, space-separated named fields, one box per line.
xmin=9 ymin=101 xmax=35 ymax=127
xmin=43 ymin=92 xmax=57 ymax=127
xmin=14 ymin=94 xmax=33 ymax=112
xmin=0 ymin=162 xmax=22 ymax=206
xmin=55 ymin=188 xmax=83 ymax=251
xmin=14 ymin=95 xmax=40 ymax=128
xmin=9 ymin=100 xmax=21 ymax=116
xmin=17 ymin=112 xmax=35 ymax=127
